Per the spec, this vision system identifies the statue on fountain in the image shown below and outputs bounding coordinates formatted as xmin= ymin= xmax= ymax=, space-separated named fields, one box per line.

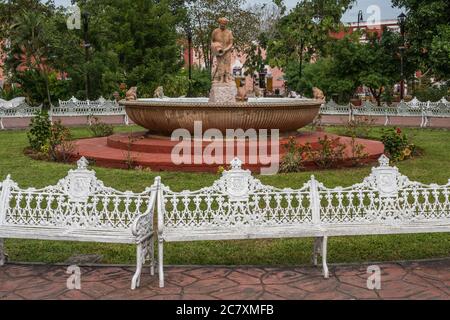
xmin=209 ymin=17 xmax=237 ymax=103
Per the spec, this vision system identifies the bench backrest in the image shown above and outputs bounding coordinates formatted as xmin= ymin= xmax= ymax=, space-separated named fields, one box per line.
xmin=158 ymin=156 xmax=450 ymax=237
xmin=0 ymin=158 xmax=156 ymax=233
xmin=158 ymin=158 xmax=314 ymax=233
xmin=317 ymin=155 xmax=450 ymax=225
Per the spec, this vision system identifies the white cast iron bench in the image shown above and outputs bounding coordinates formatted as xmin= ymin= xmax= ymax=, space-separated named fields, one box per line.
xmin=0 ymin=157 xmax=157 ymax=289
xmin=156 ymin=156 xmax=450 ymax=288
xmin=156 ymin=157 xmax=330 ymax=288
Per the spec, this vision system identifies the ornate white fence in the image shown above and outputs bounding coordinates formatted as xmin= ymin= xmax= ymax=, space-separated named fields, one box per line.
xmin=155 ymin=155 xmax=450 ymax=287
xmin=320 ymin=97 xmax=450 ymax=127
xmin=0 ymin=98 xmax=42 ymax=129
xmin=50 ymin=96 xmax=128 ymax=125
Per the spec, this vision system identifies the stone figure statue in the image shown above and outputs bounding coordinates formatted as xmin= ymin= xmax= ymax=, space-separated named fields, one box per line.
xmin=211 ymin=17 xmax=234 ymax=84
xmin=312 ymin=87 xmax=325 ymax=101
xmin=153 ymin=86 xmax=165 ymax=99
xmin=235 ymin=77 xmax=248 ymax=102
xmin=125 ymin=87 xmax=138 ymax=101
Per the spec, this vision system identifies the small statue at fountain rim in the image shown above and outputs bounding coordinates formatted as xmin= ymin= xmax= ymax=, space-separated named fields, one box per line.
xmin=126 ymin=87 xmax=138 ymax=101
xmin=211 ymin=17 xmax=234 ymax=84
xmin=235 ymin=77 xmax=248 ymax=102
xmin=153 ymin=86 xmax=165 ymax=99
xmin=312 ymin=87 xmax=325 ymax=101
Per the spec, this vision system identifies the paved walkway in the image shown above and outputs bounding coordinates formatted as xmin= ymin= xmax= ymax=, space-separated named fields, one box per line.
xmin=0 ymin=259 xmax=449 ymax=300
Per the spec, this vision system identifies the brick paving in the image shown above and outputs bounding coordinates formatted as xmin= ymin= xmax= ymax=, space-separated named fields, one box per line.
xmin=0 ymin=259 xmax=449 ymax=300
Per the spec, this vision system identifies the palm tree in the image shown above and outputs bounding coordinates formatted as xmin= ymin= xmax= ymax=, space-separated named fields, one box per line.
xmin=8 ymin=10 xmax=54 ymax=107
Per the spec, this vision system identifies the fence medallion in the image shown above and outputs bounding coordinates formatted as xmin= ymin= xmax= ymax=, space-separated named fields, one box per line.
xmin=222 ymin=158 xmax=251 ymax=202
xmin=67 ymin=157 xmax=95 ymax=203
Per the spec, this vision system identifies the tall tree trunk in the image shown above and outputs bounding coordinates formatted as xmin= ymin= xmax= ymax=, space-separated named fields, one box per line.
xmin=298 ymin=41 xmax=304 ymax=92
xmin=369 ymin=87 xmax=381 ymax=106
xmin=43 ymin=71 xmax=51 ymax=109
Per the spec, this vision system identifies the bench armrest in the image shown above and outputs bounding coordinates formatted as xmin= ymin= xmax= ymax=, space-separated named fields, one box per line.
xmin=131 ymin=211 xmax=153 ymax=243
xmin=131 ymin=181 xmax=158 ymax=243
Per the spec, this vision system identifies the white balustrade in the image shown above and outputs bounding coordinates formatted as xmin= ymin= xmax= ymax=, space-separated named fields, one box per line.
xmin=0 ymin=98 xmax=42 ymax=129
xmin=319 ymin=97 xmax=450 ymax=127
xmin=51 ymin=96 xmax=128 ymax=125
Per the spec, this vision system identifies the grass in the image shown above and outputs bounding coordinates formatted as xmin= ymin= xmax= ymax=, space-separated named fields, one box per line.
xmin=1 ymin=125 xmax=450 ymax=265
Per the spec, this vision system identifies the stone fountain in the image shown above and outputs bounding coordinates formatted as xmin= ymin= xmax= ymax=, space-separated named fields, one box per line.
xmin=70 ymin=18 xmax=383 ymax=172
xmin=120 ymin=17 xmax=323 ymax=136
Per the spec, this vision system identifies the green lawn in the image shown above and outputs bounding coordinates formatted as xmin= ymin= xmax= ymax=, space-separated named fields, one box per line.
xmin=1 ymin=125 xmax=450 ymax=265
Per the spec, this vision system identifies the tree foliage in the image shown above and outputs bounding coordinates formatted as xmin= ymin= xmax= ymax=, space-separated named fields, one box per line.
xmin=184 ymin=0 xmax=260 ymax=72
xmin=1 ymin=0 xmax=186 ymax=103
xmin=392 ymin=0 xmax=450 ymax=79
xmin=267 ymin=0 xmax=354 ymax=77
xmin=295 ymin=29 xmax=411 ymax=105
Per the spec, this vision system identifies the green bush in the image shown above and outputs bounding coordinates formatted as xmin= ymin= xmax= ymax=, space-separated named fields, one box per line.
xmin=306 ymin=135 xmax=346 ymax=169
xmin=414 ymin=84 xmax=449 ymax=102
xmin=343 ymin=116 xmax=375 ymax=139
xmin=89 ymin=117 xmax=114 ymax=137
xmin=381 ymin=127 xmax=415 ymax=162
xmin=279 ymin=136 xmax=306 ymax=173
xmin=0 ymin=85 xmax=24 ymax=100
xmin=27 ymin=111 xmax=52 ymax=151
xmin=160 ymin=68 xmax=211 ymax=98
xmin=46 ymin=121 xmax=74 ymax=162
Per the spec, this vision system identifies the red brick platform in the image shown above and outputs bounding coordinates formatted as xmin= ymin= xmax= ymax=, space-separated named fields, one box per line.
xmin=71 ymin=131 xmax=384 ymax=172
xmin=0 ymin=260 xmax=449 ymax=300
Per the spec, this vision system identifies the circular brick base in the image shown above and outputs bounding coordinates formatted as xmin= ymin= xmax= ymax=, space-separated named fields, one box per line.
xmin=70 ymin=131 xmax=384 ymax=173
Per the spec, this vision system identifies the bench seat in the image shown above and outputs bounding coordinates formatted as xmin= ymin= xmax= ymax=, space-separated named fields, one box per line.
xmin=163 ymin=225 xmax=325 ymax=242
xmin=0 ymin=225 xmax=147 ymax=243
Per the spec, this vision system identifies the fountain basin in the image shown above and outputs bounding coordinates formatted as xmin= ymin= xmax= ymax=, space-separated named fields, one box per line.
xmin=120 ymin=97 xmax=322 ymax=135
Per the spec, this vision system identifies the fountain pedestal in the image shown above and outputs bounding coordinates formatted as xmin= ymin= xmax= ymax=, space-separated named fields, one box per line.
xmin=208 ymin=82 xmax=237 ymax=103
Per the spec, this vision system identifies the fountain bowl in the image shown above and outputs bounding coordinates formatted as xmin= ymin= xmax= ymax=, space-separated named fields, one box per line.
xmin=120 ymin=97 xmax=323 ymax=135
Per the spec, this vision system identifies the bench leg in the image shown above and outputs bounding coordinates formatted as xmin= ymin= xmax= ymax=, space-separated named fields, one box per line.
xmin=158 ymin=238 xmax=164 ymax=288
xmin=312 ymin=236 xmax=329 ymax=278
xmin=131 ymin=235 xmax=155 ymax=289
xmin=322 ymin=236 xmax=329 ymax=279
xmin=150 ymin=235 xmax=155 ymax=276
xmin=0 ymin=238 xmax=7 ymax=266
xmin=312 ymin=237 xmax=322 ymax=266
xmin=131 ymin=243 xmax=144 ymax=290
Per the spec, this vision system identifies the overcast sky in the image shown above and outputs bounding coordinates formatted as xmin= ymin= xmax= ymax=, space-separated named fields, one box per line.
xmin=53 ymin=0 xmax=403 ymax=23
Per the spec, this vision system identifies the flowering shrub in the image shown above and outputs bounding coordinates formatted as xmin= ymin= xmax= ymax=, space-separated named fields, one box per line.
xmin=47 ymin=121 xmax=74 ymax=162
xmin=381 ymin=127 xmax=415 ymax=162
xmin=118 ymin=83 xmax=128 ymax=99
xmin=89 ymin=117 xmax=114 ymax=137
xmin=279 ymin=136 xmax=310 ymax=173
xmin=280 ymin=135 xmax=352 ymax=172
xmin=27 ymin=114 xmax=74 ymax=163
xmin=305 ymin=135 xmax=346 ymax=169
xmin=27 ymin=110 xmax=51 ymax=151
xmin=344 ymin=116 xmax=375 ymax=138
xmin=349 ymin=136 xmax=369 ymax=166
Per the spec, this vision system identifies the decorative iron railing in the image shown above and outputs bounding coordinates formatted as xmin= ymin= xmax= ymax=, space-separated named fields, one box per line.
xmin=319 ymin=97 xmax=450 ymax=127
